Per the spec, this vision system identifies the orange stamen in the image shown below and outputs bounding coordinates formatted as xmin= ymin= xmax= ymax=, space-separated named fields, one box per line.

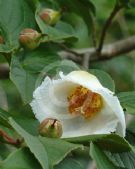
xmin=67 ymin=86 xmax=103 ymax=119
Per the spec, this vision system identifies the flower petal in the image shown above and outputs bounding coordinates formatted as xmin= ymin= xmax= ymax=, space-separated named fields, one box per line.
xmin=61 ymin=99 xmax=119 ymax=138
xmin=30 ymin=77 xmax=76 ymax=122
xmin=97 ymin=89 xmax=126 ymax=137
xmin=60 ymin=71 xmax=112 ymax=94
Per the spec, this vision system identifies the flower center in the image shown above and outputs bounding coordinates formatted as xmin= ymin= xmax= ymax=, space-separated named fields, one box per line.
xmin=67 ymin=85 xmax=103 ymax=119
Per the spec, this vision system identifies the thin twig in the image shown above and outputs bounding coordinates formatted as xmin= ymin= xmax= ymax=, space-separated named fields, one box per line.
xmin=58 ymin=43 xmax=83 ymax=57
xmin=82 ymin=53 xmax=92 ymax=69
xmin=0 ymin=128 xmax=21 ymax=147
xmin=97 ymin=4 xmax=122 ymax=55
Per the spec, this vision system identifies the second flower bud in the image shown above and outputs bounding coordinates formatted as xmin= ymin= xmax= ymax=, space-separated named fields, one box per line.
xmin=39 ymin=8 xmax=61 ymax=25
xmin=19 ymin=28 xmax=42 ymax=50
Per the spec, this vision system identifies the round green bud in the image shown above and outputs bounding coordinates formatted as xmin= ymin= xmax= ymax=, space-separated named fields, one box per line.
xmin=39 ymin=8 xmax=61 ymax=25
xmin=39 ymin=118 xmax=63 ymax=138
xmin=19 ymin=28 xmax=42 ymax=50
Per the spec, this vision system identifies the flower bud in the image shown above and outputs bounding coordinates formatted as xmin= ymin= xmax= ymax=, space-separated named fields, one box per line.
xmin=0 ymin=35 xmax=4 ymax=44
xmin=39 ymin=8 xmax=61 ymax=25
xmin=39 ymin=118 xmax=63 ymax=138
xmin=19 ymin=28 xmax=42 ymax=50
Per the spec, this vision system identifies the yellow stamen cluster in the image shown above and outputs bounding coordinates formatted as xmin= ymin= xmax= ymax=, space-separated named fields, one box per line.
xmin=67 ymin=85 xmax=103 ymax=119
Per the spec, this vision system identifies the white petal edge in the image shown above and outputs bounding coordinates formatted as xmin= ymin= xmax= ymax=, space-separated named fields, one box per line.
xmin=59 ymin=71 xmax=125 ymax=137
xmin=97 ymin=89 xmax=126 ymax=137
xmin=61 ymin=99 xmax=119 ymax=138
xmin=30 ymin=76 xmax=76 ymax=122
xmin=59 ymin=71 xmax=113 ymax=94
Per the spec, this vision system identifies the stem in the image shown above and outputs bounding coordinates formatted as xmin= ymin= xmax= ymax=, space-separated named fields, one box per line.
xmin=97 ymin=4 xmax=122 ymax=56
xmin=82 ymin=53 xmax=90 ymax=69
xmin=51 ymin=119 xmax=58 ymax=128
xmin=0 ymin=129 xmax=21 ymax=147
xmin=58 ymin=43 xmax=83 ymax=57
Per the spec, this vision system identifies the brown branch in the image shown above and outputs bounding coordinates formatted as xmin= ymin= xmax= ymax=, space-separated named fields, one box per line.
xmin=97 ymin=4 xmax=122 ymax=55
xmin=82 ymin=53 xmax=91 ymax=69
xmin=0 ymin=36 xmax=135 ymax=78
xmin=58 ymin=43 xmax=83 ymax=57
xmin=100 ymin=36 xmax=135 ymax=59
xmin=59 ymin=35 xmax=135 ymax=63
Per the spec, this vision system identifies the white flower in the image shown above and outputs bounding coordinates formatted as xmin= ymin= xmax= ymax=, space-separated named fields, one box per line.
xmin=30 ymin=71 xmax=126 ymax=138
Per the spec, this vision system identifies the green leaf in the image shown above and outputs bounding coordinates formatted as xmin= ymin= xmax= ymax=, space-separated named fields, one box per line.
xmin=55 ymin=157 xmax=85 ymax=169
xmin=0 ymin=0 xmax=36 ymax=53
xmin=0 ymin=143 xmax=16 ymax=161
xmin=1 ymin=148 xmax=42 ymax=169
xmin=89 ymin=69 xmax=115 ymax=92
xmin=117 ymin=0 xmax=131 ymax=8
xmin=78 ymin=0 xmax=96 ymax=15
xmin=118 ymin=91 xmax=135 ymax=115
xmin=32 ymin=59 xmax=80 ymax=88
xmin=90 ymin=131 xmax=135 ymax=169
xmin=90 ymin=56 xmax=134 ymax=92
xmin=56 ymin=0 xmax=95 ymax=34
xmin=10 ymin=46 xmax=61 ymax=103
xmin=90 ymin=142 xmax=116 ymax=169
xmin=56 ymin=60 xmax=80 ymax=74
xmin=10 ymin=45 xmax=79 ymax=104
xmin=39 ymin=137 xmax=83 ymax=169
xmin=91 ymin=143 xmax=135 ymax=169
xmin=104 ymin=130 xmax=135 ymax=169
xmin=126 ymin=129 xmax=135 ymax=147
xmin=9 ymin=117 xmax=49 ymax=169
xmin=22 ymin=45 xmax=61 ymax=73
xmin=95 ymin=134 xmax=132 ymax=153
xmin=127 ymin=120 xmax=135 ymax=135
xmin=105 ymin=151 xmax=135 ymax=169
xmin=0 ymin=108 xmax=12 ymax=128
xmin=67 ymin=148 xmax=90 ymax=169
xmin=27 ymin=0 xmax=39 ymax=10
xmin=9 ymin=118 xmax=83 ymax=169
xmin=14 ymin=117 xmax=39 ymax=136
xmin=65 ymin=134 xmax=132 ymax=153
xmin=10 ymin=54 xmax=37 ymax=104
xmin=36 ymin=6 xmax=78 ymax=42
xmin=0 ymin=107 xmax=38 ymax=135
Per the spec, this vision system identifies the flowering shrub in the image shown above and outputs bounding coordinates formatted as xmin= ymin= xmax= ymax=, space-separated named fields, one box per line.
xmin=0 ymin=0 xmax=135 ymax=169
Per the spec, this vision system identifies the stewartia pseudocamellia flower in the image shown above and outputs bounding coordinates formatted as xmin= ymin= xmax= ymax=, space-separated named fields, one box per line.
xmin=30 ymin=71 xmax=126 ymax=138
